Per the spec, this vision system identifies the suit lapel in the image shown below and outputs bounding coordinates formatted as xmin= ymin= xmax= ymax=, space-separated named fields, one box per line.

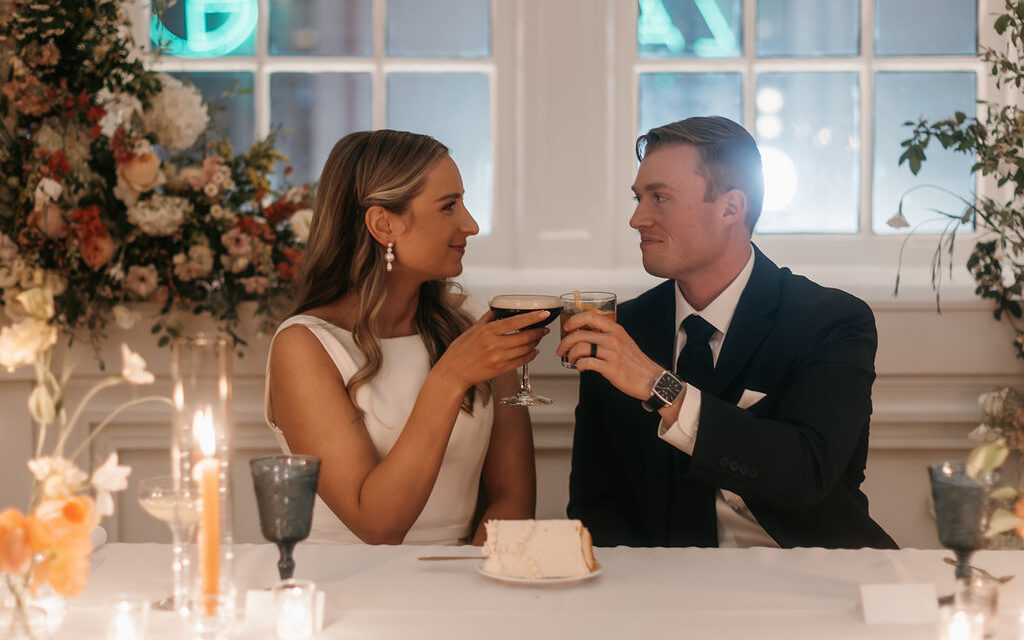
xmin=633 ymin=280 xmax=677 ymax=369
xmin=707 ymin=246 xmax=782 ymax=398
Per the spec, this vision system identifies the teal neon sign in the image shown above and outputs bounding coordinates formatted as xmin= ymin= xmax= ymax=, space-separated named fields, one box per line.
xmin=637 ymin=0 xmax=739 ymax=57
xmin=151 ymin=0 xmax=258 ymax=58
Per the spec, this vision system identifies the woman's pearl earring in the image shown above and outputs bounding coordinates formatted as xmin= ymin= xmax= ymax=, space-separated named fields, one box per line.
xmin=385 ymin=242 xmax=395 ymax=272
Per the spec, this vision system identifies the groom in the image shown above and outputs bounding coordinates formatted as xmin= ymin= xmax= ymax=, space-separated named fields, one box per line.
xmin=558 ymin=116 xmax=896 ymax=549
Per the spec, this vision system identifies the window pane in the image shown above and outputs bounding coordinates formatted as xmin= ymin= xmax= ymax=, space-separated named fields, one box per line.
xmin=151 ymin=0 xmax=257 ymax=57
xmin=387 ymin=73 xmax=493 ymax=234
xmin=872 ymin=72 xmax=976 ymax=234
xmin=269 ymin=0 xmax=372 ymax=56
xmin=757 ymin=0 xmax=859 ymax=57
xmin=638 ymin=73 xmax=742 ymax=136
xmin=755 ymin=72 xmax=859 ymax=234
xmin=637 ymin=0 xmax=742 ymax=59
xmin=387 ymin=0 xmax=491 ymax=57
xmin=875 ymin=0 xmax=976 ymax=56
xmin=270 ymin=73 xmax=372 ymax=186
xmin=170 ymin=72 xmax=254 ymax=153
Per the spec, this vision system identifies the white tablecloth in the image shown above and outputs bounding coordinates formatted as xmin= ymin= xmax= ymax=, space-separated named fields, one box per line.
xmin=58 ymin=543 xmax=1024 ymax=639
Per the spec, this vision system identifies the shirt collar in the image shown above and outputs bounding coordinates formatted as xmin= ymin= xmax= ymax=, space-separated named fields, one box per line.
xmin=674 ymin=246 xmax=755 ymax=338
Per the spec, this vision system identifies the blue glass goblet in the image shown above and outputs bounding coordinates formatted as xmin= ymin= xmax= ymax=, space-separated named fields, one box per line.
xmin=929 ymin=461 xmax=990 ymax=581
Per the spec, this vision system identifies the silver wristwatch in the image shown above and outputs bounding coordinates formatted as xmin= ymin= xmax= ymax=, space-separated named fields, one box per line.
xmin=641 ymin=370 xmax=684 ymax=412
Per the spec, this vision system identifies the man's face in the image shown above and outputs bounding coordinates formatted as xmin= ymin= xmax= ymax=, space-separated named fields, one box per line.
xmin=629 ymin=144 xmax=734 ymax=282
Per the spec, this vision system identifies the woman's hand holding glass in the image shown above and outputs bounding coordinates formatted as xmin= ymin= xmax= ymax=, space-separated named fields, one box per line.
xmin=432 ymin=309 xmax=550 ymax=392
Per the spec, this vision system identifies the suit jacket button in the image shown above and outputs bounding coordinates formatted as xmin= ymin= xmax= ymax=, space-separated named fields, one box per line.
xmin=738 ymin=464 xmax=748 ymax=475
xmin=720 ymin=456 xmax=730 ymax=468
xmin=729 ymin=461 xmax=739 ymax=472
xmin=749 ymin=468 xmax=759 ymax=479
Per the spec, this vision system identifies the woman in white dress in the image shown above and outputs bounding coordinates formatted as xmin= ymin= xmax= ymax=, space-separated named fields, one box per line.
xmin=265 ymin=130 xmax=546 ymax=545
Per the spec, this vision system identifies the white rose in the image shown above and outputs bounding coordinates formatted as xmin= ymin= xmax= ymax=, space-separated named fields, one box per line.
xmin=143 ymin=74 xmax=209 ymax=151
xmin=112 ymin=304 xmax=141 ymax=330
xmin=290 ymin=208 xmax=313 ymax=243
xmin=0 ymin=318 xmax=57 ymax=371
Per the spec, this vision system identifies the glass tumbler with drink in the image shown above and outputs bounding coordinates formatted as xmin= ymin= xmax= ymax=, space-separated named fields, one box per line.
xmin=559 ymin=291 xmax=617 ymax=368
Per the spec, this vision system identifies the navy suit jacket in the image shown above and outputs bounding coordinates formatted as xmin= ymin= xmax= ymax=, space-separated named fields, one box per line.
xmin=567 ymin=246 xmax=897 ymax=549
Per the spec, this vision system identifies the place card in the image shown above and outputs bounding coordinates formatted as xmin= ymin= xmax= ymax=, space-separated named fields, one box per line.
xmin=244 ymin=588 xmax=325 ymax=636
xmin=860 ymin=583 xmax=939 ymax=624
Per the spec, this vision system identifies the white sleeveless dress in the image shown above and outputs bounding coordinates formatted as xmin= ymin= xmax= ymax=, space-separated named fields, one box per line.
xmin=263 ymin=296 xmax=493 ymax=544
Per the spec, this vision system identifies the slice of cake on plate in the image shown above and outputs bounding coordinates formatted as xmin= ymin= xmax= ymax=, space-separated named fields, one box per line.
xmin=482 ymin=519 xmax=597 ymax=579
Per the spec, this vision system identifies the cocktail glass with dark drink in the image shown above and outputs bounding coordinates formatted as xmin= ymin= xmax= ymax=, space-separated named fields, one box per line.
xmin=489 ymin=294 xmax=562 ymax=406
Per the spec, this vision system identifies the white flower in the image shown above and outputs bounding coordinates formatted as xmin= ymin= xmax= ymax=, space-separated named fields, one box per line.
xmin=112 ymin=304 xmax=140 ymax=330
xmin=27 ymin=456 xmax=88 ymax=499
xmin=968 ymin=423 xmax=994 ymax=442
xmin=979 ymin=388 xmax=1009 ymax=415
xmin=886 ymin=212 xmax=910 ymax=229
xmin=126 ymin=195 xmax=192 ymax=236
xmin=142 ymin=74 xmax=209 ymax=151
xmin=121 ymin=344 xmax=154 ymax=384
xmin=188 ymin=243 xmax=214 ymax=277
xmin=0 ymin=317 xmax=57 ymax=371
xmin=33 ymin=176 xmax=62 ymax=211
xmin=96 ymin=88 xmax=143 ymax=138
xmin=16 ymin=286 xmax=54 ymax=319
xmin=290 ymin=208 xmax=313 ymax=243
xmin=90 ymin=452 xmax=132 ymax=516
xmin=125 ymin=264 xmax=159 ymax=299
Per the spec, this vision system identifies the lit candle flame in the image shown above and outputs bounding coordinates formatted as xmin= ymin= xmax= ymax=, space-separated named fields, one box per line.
xmin=192 ymin=408 xmax=216 ymax=457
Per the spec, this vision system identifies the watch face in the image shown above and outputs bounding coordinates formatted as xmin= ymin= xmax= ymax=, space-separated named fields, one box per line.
xmin=654 ymin=372 xmax=683 ymax=402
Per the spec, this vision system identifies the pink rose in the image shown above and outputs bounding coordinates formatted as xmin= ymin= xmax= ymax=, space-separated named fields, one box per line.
xmin=240 ymin=276 xmax=270 ymax=295
xmin=116 ymin=152 xmax=164 ymax=193
xmin=29 ymin=203 xmax=68 ymax=239
xmin=125 ymin=265 xmax=159 ymax=299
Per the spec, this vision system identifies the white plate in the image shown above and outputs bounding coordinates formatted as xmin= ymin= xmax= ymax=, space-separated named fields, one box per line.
xmin=476 ymin=563 xmax=602 ymax=585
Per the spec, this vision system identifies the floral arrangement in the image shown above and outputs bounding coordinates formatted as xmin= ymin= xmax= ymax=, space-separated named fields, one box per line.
xmin=0 ymin=282 xmax=167 ymax=638
xmin=0 ymin=0 xmax=313 ymax=354
xmin=888 ymin=0 xmax=1024 ymax=359
xmin=967 ymin=387 xmax=1024 ymax=548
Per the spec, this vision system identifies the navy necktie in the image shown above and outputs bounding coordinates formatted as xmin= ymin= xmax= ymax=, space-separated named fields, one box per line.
xmin=675 ymin=314 xmax=716 ymax=390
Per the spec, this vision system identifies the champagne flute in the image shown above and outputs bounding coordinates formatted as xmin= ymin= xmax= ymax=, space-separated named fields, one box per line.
xmin=136 ymin=475 xmax=199 ymax=612
xmin=489 ymin=294 xmax=562 ymax=406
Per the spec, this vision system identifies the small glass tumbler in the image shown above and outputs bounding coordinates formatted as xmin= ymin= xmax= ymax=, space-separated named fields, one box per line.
xmin=559 ymin=291 xmax=617 ymax=368
xmin=938 ymin=602 xmax=985 ymax=640
xmin=954 ymin=577 xmax=998 ymax=638
xmin=274 ymin=579 xmax=316 ymax=640
xmin=106 ymin=596 xmax=150 ymax=640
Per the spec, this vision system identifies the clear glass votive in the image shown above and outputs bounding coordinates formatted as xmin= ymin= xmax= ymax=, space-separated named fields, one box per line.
xmin=274 ymin=579 xmax=317 ymax=640
xmin=954 ymin=577 xmax=998 ymax=638
xmin=105 ymin=596 xmax=150 ymax=640
xmin=938 ymin=602 xmax=985 ymax=640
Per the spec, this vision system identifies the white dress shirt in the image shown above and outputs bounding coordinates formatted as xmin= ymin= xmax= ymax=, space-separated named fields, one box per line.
xmin=657 ymin=248 xmax=778 ymax=548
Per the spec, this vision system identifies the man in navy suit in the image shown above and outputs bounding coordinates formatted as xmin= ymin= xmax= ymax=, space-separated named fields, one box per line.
xmin=557 ymin=116 xmax=896 ymax=549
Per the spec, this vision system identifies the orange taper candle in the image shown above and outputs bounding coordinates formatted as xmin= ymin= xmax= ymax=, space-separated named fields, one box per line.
xmin=192 ymin=409 xmax=220 ymax=616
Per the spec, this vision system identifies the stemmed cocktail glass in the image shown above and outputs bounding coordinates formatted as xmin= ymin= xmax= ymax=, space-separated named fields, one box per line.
xmin=489 ymin=295 xmax=562 ymax=406
xmin=136 ymin=475 xmax=199 ymax=612
xmin=250 ymin=454 xmax=321 ymax=581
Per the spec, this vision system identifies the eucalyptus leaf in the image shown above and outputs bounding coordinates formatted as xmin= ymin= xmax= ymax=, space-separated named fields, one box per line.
xmin=989 ymin=486 xmax=1020 ymax=501
xmin=966 ymin=439 xmax=1010 ymax=479
xmin=985 ymin=507 xmax=1024 ymax=537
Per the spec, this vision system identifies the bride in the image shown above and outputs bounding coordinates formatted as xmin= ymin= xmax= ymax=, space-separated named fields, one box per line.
xmin=264 ymin=130 xmax=545 ymax=544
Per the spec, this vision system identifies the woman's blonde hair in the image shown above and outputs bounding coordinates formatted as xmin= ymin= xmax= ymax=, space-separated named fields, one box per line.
xmin=291 ymin=130 xmax=486 ymax=413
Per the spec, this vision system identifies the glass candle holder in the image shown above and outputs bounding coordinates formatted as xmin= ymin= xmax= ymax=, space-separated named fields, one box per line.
xmin=171 ymin=334 xmax=235 ymax=636
xmin=274 ymin=579 xmax=316 ymax=640
xmin=105 ymin=596 xmax=150 ymax=640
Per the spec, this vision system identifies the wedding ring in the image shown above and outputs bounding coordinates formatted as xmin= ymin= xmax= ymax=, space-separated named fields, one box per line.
xmin=590 ymin=343 xmax=598 ymax=359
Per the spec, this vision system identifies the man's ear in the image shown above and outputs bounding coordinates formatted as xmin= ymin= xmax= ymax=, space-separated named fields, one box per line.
xmin=721 ymin=189 xmax=749 ymax=229
xmin=365 ymin=205 xmax=400 ymax=245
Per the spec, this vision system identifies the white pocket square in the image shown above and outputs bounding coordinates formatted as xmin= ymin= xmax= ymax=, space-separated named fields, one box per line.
xmin=737 ymin=389 xmax=767 ymax=410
